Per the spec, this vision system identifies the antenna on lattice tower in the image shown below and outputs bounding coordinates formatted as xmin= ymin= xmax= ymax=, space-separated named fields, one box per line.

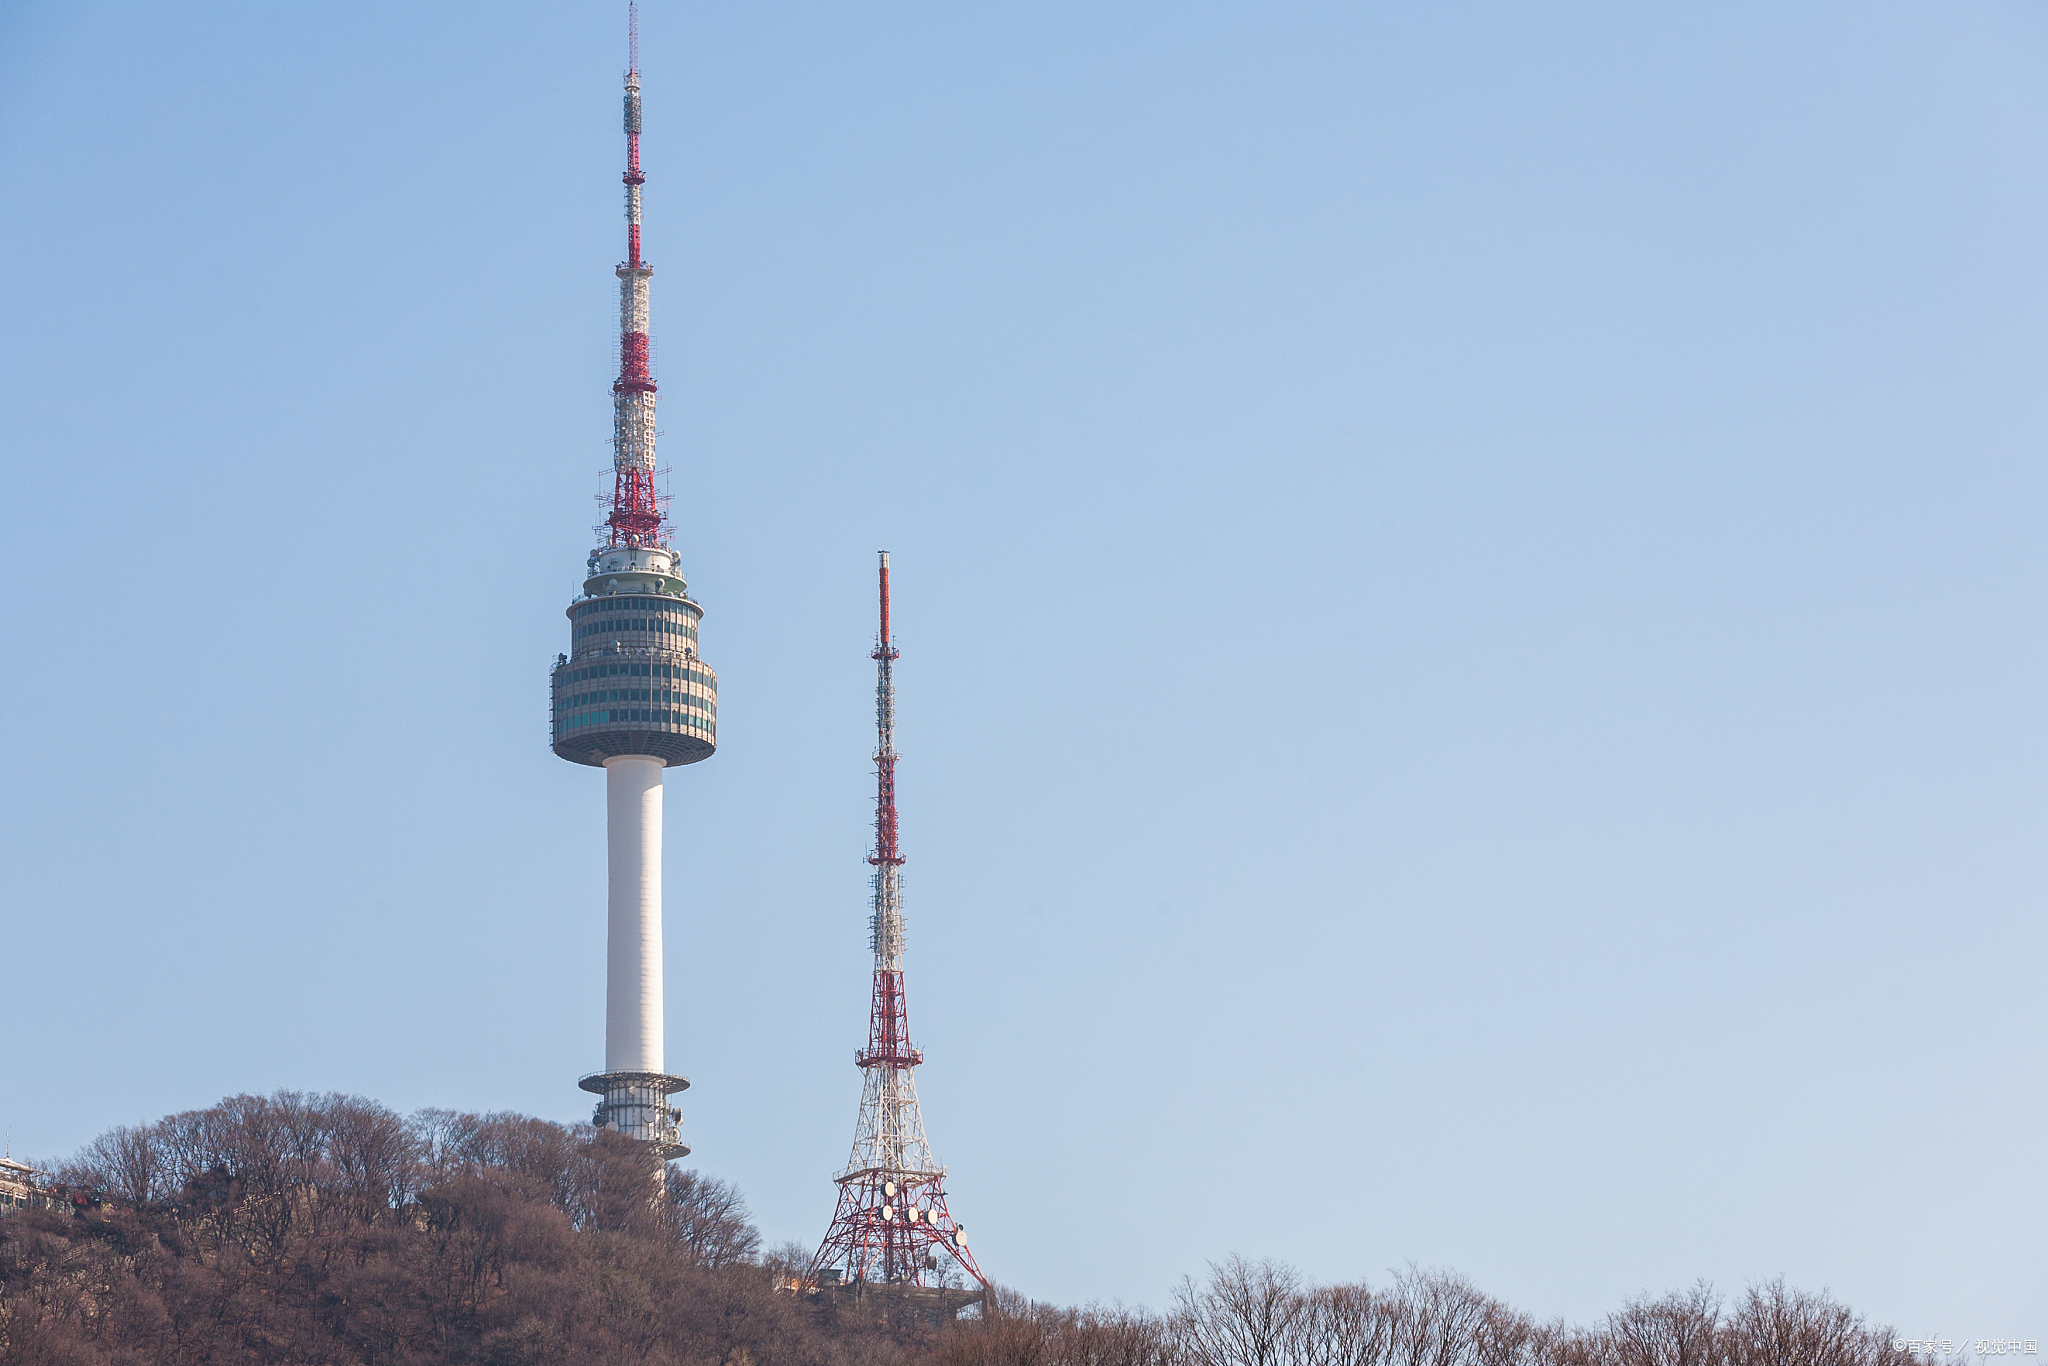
xmin=805 ymin=552 xmax=990 ymax=1311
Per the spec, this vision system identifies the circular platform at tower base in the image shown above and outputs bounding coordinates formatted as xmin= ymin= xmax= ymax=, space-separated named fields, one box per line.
xmin=554 ymin=730 xmax=713 ymax=768
xmin=579 ymin=1071 xmax=691 ymax=1095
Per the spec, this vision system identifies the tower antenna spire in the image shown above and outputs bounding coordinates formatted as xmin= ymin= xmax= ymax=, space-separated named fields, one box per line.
xmin=609 ymin=0 xmax=662 ymax=546
xmin=807 ymin=553 xmax=990 ymax=1309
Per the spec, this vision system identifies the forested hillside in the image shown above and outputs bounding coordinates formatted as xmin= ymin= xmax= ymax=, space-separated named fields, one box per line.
xmin=0 ymin=1092 xmax=1916 ymax=1366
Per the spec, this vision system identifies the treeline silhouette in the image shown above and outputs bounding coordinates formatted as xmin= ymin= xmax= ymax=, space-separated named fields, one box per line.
xmin=0 ymin=1092 xmax=1917 ymax=1366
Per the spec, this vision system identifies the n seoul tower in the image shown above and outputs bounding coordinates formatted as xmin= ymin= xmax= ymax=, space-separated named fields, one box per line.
xmin=549 ymin=1 xmax=715 ymax=1160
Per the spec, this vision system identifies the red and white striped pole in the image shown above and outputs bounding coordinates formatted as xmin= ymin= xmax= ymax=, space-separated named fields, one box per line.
xmin=610 ymin=0 xmax=663 ymax=548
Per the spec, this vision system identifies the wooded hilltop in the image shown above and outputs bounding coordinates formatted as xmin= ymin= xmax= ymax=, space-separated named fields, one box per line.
xmin=0 ymin=1091 xmax=1918 ymax=1366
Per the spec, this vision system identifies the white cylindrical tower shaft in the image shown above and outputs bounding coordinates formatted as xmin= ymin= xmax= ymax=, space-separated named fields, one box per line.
xmin=605 ymin=755 xmax=664 ymax=1074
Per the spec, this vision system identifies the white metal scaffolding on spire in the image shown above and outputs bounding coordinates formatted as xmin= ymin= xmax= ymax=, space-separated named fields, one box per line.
xmin=609 ymin=0 xmax=664 ymax=548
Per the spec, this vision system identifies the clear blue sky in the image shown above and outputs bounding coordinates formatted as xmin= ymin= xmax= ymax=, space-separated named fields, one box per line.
xmin=2 ymin=0 xmax=2042 ymax=1335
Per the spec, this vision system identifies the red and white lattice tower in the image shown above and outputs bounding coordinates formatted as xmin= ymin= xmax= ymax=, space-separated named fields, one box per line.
xmin=808 ymin=554 xmax=989 ymax=1300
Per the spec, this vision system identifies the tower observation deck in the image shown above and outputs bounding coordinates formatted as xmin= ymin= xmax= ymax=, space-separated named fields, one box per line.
xmin=549 ymin=2 xmax=713 ymax=1161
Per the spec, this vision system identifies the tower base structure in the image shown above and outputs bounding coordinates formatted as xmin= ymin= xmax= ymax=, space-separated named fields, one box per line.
xmin=810 ymin=1164 xmax=983 ymax=1306
xmin=806 ymin=1276 xmax=986 ymax=1323
xmin=580 ymin=1070 xmax=690 ymax=1158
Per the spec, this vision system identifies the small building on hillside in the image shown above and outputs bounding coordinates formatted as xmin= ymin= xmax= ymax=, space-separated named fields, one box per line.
xmin=0 ymin=1154 xmax=62 ymax=1212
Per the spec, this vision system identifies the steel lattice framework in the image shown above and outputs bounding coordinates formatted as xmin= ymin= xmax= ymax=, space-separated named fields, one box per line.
xmin=606 ymin=0 xmax=667 ymax=550
xmin=808 ymin=554 xmax=988 ymax=1298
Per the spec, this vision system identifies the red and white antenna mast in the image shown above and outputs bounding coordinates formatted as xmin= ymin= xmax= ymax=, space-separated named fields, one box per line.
xmin=808 ymin=553 xmax=990 ymax=1305
xmin=608 ymin=0 xmax=665 ymax=548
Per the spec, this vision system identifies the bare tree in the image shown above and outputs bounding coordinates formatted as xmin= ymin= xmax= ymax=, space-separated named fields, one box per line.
xmin=1064 ymin=1303 xmax=1183 ymax=1366
xmin=57 ymin=1122 xmax=159 ymax=1206
xmin=1723 ymin=1278 xmax=1916 ymax=1366
xmin=323 ymin=1093 xmax=423 ymax=1225
xmin=1605 ymin=1281 xmax=1724 ymax=1366
xmin=763 ymin=1238 xmax=815 ymax=1278
xmin=661 ymin=1167 xmax=763 ymax=1268
xmin=1174 ymin=1255 xmax=1312 ymax=1366
xmin=1387 ymin=1267 xmax=1494 ymax=1366
xmin=1293 ymin=1283 xmax=1399 ymax=1366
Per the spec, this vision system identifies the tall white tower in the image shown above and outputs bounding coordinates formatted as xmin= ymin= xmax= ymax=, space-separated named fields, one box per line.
xmin=549 ymin=2 xmax=714 ymax=1159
